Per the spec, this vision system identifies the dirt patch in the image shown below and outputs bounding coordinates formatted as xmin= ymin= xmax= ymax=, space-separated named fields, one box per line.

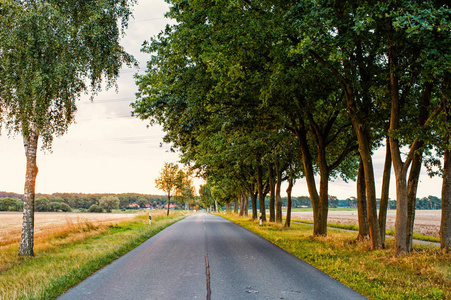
xmin=290 ymin=210 xmax=442 ymax=237
xmin=0 ymin=212 xmax=140 ymax=245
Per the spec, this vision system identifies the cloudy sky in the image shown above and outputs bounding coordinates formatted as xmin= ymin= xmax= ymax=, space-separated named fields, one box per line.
xmin=0 ymin=0 xmax=443 ymax=199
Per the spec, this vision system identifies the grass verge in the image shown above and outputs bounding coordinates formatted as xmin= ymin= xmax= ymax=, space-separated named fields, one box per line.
xmin=0 ymin=210 xmax=186 ymax=300
xmin=220 ymin=213 xmax=450 ymax=300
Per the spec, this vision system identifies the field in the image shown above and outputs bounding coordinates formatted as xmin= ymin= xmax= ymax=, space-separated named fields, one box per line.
xmin=0 ymin=211 xmax=141 ymax=246
xmin=291 ymin=209 xmax=441 ymax=237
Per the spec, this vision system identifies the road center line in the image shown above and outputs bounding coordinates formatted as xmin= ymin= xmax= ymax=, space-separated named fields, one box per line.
xmin=205 ymin=253 xmax=211 ymax=300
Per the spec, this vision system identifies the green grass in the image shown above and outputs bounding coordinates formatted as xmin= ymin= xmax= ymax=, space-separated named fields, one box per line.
xmin=220 ymin=213 xmax=451 ymax=300
xmin=0 ymin=211 xmax=186 ymax=300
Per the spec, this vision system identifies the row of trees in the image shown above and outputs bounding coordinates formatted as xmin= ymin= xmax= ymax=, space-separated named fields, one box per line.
xmin=0 ymin=0 xmax=136 ymax=256
xmin=132 ymin=0 xmax=451 ymax=255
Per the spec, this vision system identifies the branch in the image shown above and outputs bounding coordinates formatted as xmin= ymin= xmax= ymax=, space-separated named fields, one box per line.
xmin=328 ymin=141 xmax=359 ymax=172
xmin=308 ymin=50 xmax=352 ymax=95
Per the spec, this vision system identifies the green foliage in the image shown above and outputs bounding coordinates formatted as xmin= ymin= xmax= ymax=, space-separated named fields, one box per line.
xmin=99 ymin=196 xmax=120 ymax=213
xmin=88 ymin=204 xmax=103 ymax=213
xmin=59 ymin=203 xmax=72 ymax=212
xmin=155 ymin=163 xmax=184 ymax=199
xmin=0 ymin=197 xmax=22 ymax=211
xmin=35 ymin=196 xmax=50 ymax=212
xmin=0 ymin=0 xmax=136 ymax=146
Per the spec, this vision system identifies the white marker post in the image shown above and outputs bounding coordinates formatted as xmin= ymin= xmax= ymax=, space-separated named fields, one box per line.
xmin=148 ymin=212 xmax=152 ymax=225
xmin=259 ymin=213 xmax=262 ymax=226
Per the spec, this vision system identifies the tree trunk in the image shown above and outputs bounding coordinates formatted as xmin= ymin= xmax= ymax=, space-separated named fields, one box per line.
xmin=378 ymin=138 xmax=391 ymax=247
xmin=441 ymin=149 xmax=451 ymax=250
xmin=257 ymin=163 xmax=266 ymax=222
xmin=308 ymin=44 xmax=381 ymax=248
xmin=18 ymin=131 xmax=39 ymax=256
xmin=245 ymin=193 xmax=249 ymax=217
xmin=347 ymin=94 xmax=381 ymax=249
xmin=275 ymin=163 xmax=283 ymax=223
xmin=239 ymin=193 xmax=245 ymax=216
xmin=284 ymin=173 xmax=294 ymax=227
xmin=234 ymin=197 xmax=239 ymax=214
xmin=251 ymin=190 xmax=257 ymax=220
xmin=441 ymin=86 xmax=451 ymax=250
xmin=268 ymin=164 xmax=276 ymax=222
xmin=357 ymin=156 xmax=369 ymax=240
xmin=226 ymin=202 xmax=232 ymax=212
xmin=294 ymin=127 xmax=320 ymax=234
xmin=166 ymin=194 xmax=171 ymax=216
xmin=406 ymin=151 xmax=422 ymax=251
xmin=317 ymin=169 xmax=329 ymax=236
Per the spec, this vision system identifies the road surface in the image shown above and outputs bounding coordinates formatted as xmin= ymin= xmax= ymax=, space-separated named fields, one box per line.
xmin=59 ymin=213 xmax=367 ymax=300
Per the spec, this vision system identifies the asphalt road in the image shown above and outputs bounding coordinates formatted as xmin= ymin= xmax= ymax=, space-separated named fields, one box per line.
xmin=59 ymin=213 xmax=367 ymax=300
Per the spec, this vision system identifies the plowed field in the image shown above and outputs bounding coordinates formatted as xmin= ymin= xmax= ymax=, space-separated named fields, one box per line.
xmin=291 ymin=210 xmax=441 ymax=236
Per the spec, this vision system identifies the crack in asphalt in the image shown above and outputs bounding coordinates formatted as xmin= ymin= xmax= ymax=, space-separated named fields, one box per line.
xmin=205 ymin=253 xmax=211 ymax=300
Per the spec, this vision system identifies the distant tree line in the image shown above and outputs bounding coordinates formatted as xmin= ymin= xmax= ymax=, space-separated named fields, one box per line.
xmin=0 ymin=192 xmax=171 ymax=212
xmin=256 ymin=195 xmax=442 ymax=210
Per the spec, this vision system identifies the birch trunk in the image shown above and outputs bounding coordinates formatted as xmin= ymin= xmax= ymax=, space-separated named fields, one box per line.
xmin=18 ymin=130 xmax=39 ymax=256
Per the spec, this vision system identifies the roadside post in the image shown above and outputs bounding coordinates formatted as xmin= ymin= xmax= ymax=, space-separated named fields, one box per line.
xmin=259 ymin=213 xmax=262 ymax=226
xmin=148 ymin=212 xmax=152 ymax=225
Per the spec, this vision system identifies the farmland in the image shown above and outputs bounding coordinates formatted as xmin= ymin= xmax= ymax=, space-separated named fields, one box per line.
xmin=0 ymin=211 xmax=140 ymax=246
xmin=291 ymin=210 xmax=442 ymax=237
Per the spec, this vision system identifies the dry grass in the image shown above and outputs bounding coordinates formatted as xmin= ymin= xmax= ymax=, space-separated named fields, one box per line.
xmin=0 ymin=211 xmax=139 ymax=246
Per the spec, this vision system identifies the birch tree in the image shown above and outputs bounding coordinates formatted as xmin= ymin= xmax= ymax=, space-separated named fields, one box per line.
xmin=0 ymin=0 xmax=136 ymax=256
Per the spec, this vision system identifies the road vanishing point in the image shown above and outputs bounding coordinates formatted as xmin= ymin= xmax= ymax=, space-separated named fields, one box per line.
xmin=59 ymin=213 xmax=367 ymax=300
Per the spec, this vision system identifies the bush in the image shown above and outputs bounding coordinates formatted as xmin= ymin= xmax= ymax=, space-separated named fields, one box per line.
xmin=88 ymin=204 xmax=103 ymax=213
xmin=49 ymin=202 xmax=62 ymax=212
xmin=60 ymin=203 xmax=72 ymax=212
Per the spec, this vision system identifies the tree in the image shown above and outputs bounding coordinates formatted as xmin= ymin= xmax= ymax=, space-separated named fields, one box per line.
xmin=155 ymin=162 xmax=183 ymax=216
xmin=35 ymin=196 xmax=50 ymax=212
xmin=88 ymin=204 xmax=103 ymax=213
xmin=99 ymin=196 xmax=120 ymax=213
xmin=0 ymin=0 xmax=136 ymax=256
xmin=199 ymin=184 xmax=215 ymax=212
